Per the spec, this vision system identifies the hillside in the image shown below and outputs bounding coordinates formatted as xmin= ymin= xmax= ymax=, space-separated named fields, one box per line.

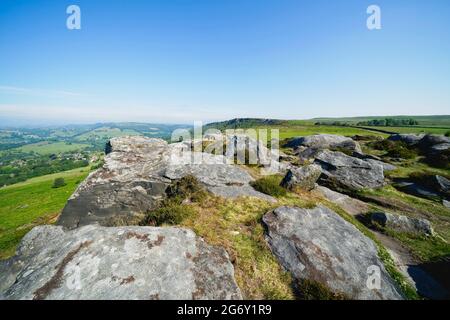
xmin=1 ymin=130 xmax=449 ymax=300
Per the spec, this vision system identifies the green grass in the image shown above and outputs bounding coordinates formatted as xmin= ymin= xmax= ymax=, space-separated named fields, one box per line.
xmin=0 ymin=167 xmax=90 ymax=259
xmin=357 ymin=186 xmax=450 ymax=263
xmin=74 ymin=127 xmax=141 ymax=141
xmin=16 ymin=141 xmax=88 ymax=155
xmin=250 ymin=175 xmax=287 ymax=197
xmin=312 ymin=115 xmax=450 ymax=127
xmin=359 ymin=126 xmax=450 ymax=135
xmin=278 ymin=125 xmax=388 ymax=140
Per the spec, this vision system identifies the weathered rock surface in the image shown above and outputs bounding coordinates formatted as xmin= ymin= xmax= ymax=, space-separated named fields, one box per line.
xmin=280 ymin=164 xmax=322 ymax=191
xmin=286 ymin=134 xmax=362 ymax=154
xmin=262 ymin=206 xmax=404 ymax=300
xmin=0 ymin=225 xmax=242 ymax=300
xmin=394 ymin=175 xmax=449 ymax=201
xmin=314 ymin=186 xmax=370 ymax=216
xmin=313 ymin=150 xmax=385 ymax=191
xmin=430 ymin=143 xmax=450 ymax=153
xmin=418 ymin=134 xmax=450 ymax=150
xmin=370 ymin=212 xmax=435 ymax=236
xmin=352 ymin=152 xmax=397 ymax=172
xmin=58 ymin=136 xmax=276 ymax=229
xmin=388 ymin=134 xmax=425 ymax=146
xmin=394 ymin=181 xmax=442 ymax=201
xmin=58 ymin=137 xmax=172 ymax=229
xmin=444 ymin=200 xmax=450 ymax=209
xmin=434 ymin=175 xmax=450 ymax=195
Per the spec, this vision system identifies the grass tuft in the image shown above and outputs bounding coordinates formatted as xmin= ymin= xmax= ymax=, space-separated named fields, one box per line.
xmin=250 ymin=175 xmax=287 ymax=197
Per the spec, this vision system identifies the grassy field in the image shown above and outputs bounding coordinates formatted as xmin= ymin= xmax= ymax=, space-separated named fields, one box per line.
xmin=16 ymin=141 xmax=88 ymax=154
xmin=312 ymin=115 xmax=450 ymax=127
xmin=277 ymin=125 xmax=387 ymax=140
xmin=0 ymin=167 xmax=90 ymax=259
xmin=74 ymin=127 xmax=141 ymax=141
xmin=357 ymin=126 xmax=450 ymax=135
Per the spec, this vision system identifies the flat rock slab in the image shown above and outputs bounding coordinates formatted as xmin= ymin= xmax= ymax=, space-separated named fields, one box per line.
xmin=315 ymin=186 xmax=369 ymax=216
xmin=263 ymin=206 xmax=404 ymax=300
xmin=0 ymin=225 xmax=242 ymax=300
xmin=314 ymin=150 xmax=385 ymax=191
xmin=371 ymin=212 xmax=435 ymax=236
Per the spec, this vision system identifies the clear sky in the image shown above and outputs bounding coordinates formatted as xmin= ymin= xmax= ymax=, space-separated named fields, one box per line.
xmin=0 ymin=0 xmax=449 ymax=125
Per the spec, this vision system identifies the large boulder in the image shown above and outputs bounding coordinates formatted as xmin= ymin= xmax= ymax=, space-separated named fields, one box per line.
xmin=418 ymin=134 xmax=450 ymax=150
xmin=388 ymin=134 xmax=425 ymax=146
xmin=0 ymin=225 xmax=242 ymax=300
xmin=285 ymin=134 xmax=362 ymax=154
xmin=58 ymin=137 xmax=276 ymax=229
xmin=262 ymin=206 xmax=404 ymax=300
xmin=280 ymin=164 xmax=322 ymax=191
xmin=394 ymin=181 xmax=442 ymax=201
xmin=313 ymin=150 xmax=385 ymax=191
xmin=394 ymin=175 xmax=450 ymax=201
xmin=58 ymin=137 xmax=172 ymax=229
xmin=370 ymin=212 xmax=434 ymax=236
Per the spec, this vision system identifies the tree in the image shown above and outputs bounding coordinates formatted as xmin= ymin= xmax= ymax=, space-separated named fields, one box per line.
xmin=52 ymin=177 xmax=67 ymax=188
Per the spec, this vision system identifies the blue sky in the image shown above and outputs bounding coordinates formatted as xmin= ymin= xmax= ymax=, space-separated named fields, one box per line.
xmin=0 ymin=0 xmax=449 ymax=125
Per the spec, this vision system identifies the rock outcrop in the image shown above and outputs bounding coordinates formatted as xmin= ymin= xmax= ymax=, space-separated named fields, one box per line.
xmin=417 ymin=134 xmax=450 ymax=151
xmin=57 ymin=136 xmax=276 ymax=229
xmin=262 ymin=206 xmax=404 ymax=300
xmin=388 ymin=134 xmax=425 ymax=146
xmin=58 ymin=137 xmax=171 ymax=229
xmin=313 ymin=150 xmax=385 ymax=191
xmin=285 ymin=134 xmax=362 ymax=154
xmin=0 ymin=225 xmax=242 ymax=300
xmin=280 ymin=164 xmax=322 ymax=191
xmin=370 ymin=212 xmax=435 ymax=236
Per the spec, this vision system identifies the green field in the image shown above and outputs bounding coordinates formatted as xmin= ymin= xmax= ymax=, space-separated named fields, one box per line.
xmin=358 ymin=126 xmax=450 ymax=135
xmin=0 ymin=167 xmax=90 ymax=259
xmin=313 ymin=115 xmax=450 ymax=127
xmin=74 ymin=127 xmax=141 ymax=141
xmin=16 ymin=141 xmax=88 ymax=155
xmin=204 ymin=118 xmax=450 ymax=141
xmin=277 ymin=125 xmax=387 ymax=140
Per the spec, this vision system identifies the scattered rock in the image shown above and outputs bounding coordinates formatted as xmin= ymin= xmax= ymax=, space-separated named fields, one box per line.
xmin=58 ymin=137 xmax=276 ymax=229
xmin=285 ymin=134 xmax=362 ymax=154
xmin=280 ymin=164 xmax=322 ymax=191
xmin=370 ymin=212 xmax=435 ymax=236
xmin=0 ymin=225 xmax=242 ymax=300
xmin=314 ymin=150 xmax=385 ymax=191
xmin=262 ymin=206 xmax=404 ymax=300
